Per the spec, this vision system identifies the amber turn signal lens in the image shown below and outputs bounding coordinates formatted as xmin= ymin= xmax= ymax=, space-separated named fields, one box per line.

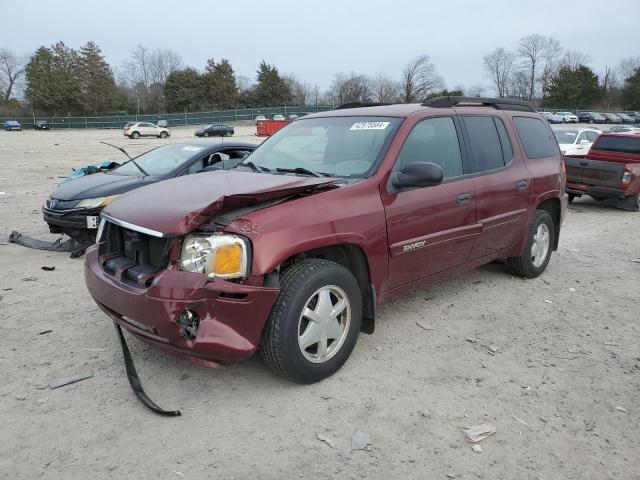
xmin=213 ymin=243 xmax=243 ymax=276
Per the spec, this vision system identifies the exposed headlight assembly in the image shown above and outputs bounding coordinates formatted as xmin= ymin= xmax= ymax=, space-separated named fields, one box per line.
xmin=77 ymin=195 xmax=119 ymax=208
xmin=180 ymin=234 xmax=250 ymax=279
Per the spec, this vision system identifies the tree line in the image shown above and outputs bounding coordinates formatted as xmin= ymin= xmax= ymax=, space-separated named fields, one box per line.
xmin=0 ymin=37 xmax=639 ymax=117
xmin=482 ymin=33 xmax=640 ymax=110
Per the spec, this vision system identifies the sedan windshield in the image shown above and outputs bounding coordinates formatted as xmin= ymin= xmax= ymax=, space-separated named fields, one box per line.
xmin=240 ymin=116 xmax=401 ymax=178
xmin=554 ymin=130 xmax=578 ymax=144
xmin=112 ymin=144 xmax=205 ymax=176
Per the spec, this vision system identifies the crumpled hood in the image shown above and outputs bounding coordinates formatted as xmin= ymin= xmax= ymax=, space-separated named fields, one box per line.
xmin=50 ymin=172 xmax=155 ymax=201
xmin=102 ymin=170 xmax=335 ymax=236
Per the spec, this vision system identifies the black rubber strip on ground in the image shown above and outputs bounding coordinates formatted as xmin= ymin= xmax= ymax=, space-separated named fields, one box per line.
xmin=114 ymin=322 xmax=181 ymax=417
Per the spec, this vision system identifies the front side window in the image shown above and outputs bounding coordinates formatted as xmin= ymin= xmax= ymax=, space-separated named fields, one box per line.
xmin=463 ymin=116 xmax=506 ymax=173
xmin=394 ymin=117 xmax=463 ymax=179
xmin=513 ymin=116 xmax=559 ymax=159
xmin=243 ymin=116 xmax=401 ymax=178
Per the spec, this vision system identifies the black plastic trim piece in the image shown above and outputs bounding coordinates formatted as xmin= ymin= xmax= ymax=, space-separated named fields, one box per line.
xmin=114 ymin=322 xmax=181 ymax=417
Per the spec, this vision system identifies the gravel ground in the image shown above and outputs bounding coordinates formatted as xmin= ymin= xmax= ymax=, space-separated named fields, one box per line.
xmin=0 ymin=125 xmax=639 ymax=480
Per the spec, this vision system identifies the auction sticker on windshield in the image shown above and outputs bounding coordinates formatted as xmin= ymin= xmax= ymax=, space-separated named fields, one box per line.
xmin=350 ymin=121 xmax=390 ymax=131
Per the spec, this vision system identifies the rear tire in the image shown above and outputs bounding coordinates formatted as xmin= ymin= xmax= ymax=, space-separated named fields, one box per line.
xmin=160 ymin=131 xmax=168 ymax=139
xmin=131 ymin=131 xmax=140 ymax=139
xmin=204 ymin=132 xmax=210 ymax=137
xmin=619 ymin=195 xmax=640 ymax=212
xmin=507 ymin=210 xmax=555 ymax=279
xmin=261 ymin=259 xmax=362 ymax=384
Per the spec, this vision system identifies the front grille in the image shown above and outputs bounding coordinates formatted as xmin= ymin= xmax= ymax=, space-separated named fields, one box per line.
xmin=99 ymin=222 xmax=172 ymax=287
xmin=45 ymin=198 xmax=80 ymax=210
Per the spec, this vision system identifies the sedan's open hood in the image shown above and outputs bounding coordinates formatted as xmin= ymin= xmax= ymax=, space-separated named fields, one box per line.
xmin=102 ymin=170 xmax=335 ymax=236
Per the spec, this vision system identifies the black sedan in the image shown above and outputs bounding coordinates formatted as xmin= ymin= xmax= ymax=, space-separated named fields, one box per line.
xmin=43 ymin=141 xmax=256 ymax=243
xmin=577 ymin=112 xmax=606 ymax=124
xmin=194 ymin=124 xmax=235 ymax=137
xmin=35 ymin=120 xmax=50 ymax=130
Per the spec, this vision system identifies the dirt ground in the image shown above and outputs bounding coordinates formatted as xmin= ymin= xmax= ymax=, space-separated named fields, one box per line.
xmin=0 ymin=125 xmax=639 ymax=480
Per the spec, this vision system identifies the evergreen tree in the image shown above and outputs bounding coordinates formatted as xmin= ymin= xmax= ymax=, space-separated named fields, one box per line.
xmin=25 ymin=46 xmax=58 ymax=114
xmin=79 ymin=41 xmax=119 ymax=115
xmin=50 ymin=41 xmax=83 ymax=115
xmin=163 ymin=68 xmax=205 ymax=112
xmin=542 ymin=65 xmax=602 ymax=109
xmin=203 ymin=58 xmax=237 ymax=109
xmin=252 ymin=61 xmax=292 ymax=107
xmin=621 ymin=67 xmax=640 ymax=110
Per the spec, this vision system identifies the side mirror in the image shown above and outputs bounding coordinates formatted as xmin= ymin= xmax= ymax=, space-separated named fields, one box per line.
xmin=391 ymin=162 xmax=443 ymax=190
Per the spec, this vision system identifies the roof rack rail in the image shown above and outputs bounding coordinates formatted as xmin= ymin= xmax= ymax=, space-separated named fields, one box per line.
xmin=333 ymin=102 xmax=392 ymax=110
xmin=422 ymin=96 xmax=535 ymax=112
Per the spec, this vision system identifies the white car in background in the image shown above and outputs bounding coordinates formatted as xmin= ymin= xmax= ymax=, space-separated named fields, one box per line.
xmin=553 ymin=128 xmax=601 ymax=156
xmin=123 ymin=122 xmax=170 ymax=139
xmin=556 ymin=111 xmax=579 ymax=123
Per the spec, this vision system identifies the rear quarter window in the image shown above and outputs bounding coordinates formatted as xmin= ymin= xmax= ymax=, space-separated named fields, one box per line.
xmin=593 ymin=136 xmax=640 ymax=154
xmin=513 ymin=116 xmax=559 ymax=159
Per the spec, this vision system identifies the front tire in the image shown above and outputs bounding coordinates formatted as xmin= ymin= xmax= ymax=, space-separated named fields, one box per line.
xmin=507 ymin=210 xmax=555 ymax=279
xmin=261 ymin=259 xmax=362 ymax=383
xmin=159 ymin=131 xmax=168 ymax=139
xmin=131 ymin=131 xmax=140 ymax=139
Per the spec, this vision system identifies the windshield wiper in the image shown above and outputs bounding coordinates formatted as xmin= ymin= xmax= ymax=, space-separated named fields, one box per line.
xmin=275 ymin=167 xmax=327 ymax=177
xmin=100 ymin=141 xmax=148 ymax=176
xmin=239 ymin=161 xmax=270 ymax=173
xmin=100 ymin=141 xmax=131 ymax=160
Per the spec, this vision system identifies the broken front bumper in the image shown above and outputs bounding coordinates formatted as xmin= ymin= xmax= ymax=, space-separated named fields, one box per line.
xmin=43 ymin=205 xmax=101 ymax=232
xmin=84 ymin=245 xmax=280 ymax=366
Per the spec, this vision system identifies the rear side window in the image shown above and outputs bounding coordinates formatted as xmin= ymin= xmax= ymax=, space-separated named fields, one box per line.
xmin=593 ymin=135 xmax=640 ymax=154
xmin=513 ymin=116 xmax=559 ymax=158
xmin=462 ymin=116 xmax=506 ymax=173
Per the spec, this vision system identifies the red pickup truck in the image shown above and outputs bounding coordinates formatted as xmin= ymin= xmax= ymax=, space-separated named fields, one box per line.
xmin=564 ymin=132 xmax=640 ymax=211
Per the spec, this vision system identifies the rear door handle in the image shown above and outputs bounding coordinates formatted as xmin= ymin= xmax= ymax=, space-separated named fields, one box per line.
xmin=457 ymin=192 xmax=472 ymax=205
xmin=516 ymin=180 xmax=528 ymax=191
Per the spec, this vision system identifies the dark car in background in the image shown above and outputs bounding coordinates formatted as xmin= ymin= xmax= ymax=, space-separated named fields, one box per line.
xmin=35 ymin=120 xmax=50 ymax=130
xmin=577 ymin=112 xmax=605 ymax=124
xmin=4 ymin=120 xmax=22 ymax=131
xmin=602 ymin=113 xmax=623 ymax=124
xmin=618 ymin=113 xmax=635 ymax=124
xmin=194 ymin=124 xmax=235 ymax=137
xmin=43 ymin=141 xmax=256 ymax=243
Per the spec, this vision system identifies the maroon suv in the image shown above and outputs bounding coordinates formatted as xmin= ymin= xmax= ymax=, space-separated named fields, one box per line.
xmin=85 ymin=97 xmax=567 ymax=384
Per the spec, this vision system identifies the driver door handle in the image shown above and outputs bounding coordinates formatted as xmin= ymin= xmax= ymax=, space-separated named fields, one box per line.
xmin=457 ymin=192 xmax=472 ymax=205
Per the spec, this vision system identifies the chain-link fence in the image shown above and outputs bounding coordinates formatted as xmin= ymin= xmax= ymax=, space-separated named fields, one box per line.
xmin=0 ymin=105 xmax=334 ymax=130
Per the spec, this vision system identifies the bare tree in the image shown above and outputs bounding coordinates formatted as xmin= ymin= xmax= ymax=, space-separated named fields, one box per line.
xmin=483 ymin=47 xmax=515 ymax=98
xmin=465 ymin=84 xmax=486 ymax=97
xmin=371 ymin=73 xmax=400 ymax=103
xmin=327 ymin=72 xmax=372 ymax=104
xmin=517 ymin=34 xmax=546 ymax=101
xmin=283 ymin=73 xmax=313 ymax=105
xmin=539 ymin=37 xmax=562 ymax=99
xmin=559 ymin=50 xmax=591 ymax=70
xmin=236 ymin=75 xmax=253 ymax=93
xmin=617 ymin=56 xmax=640 ymax=81
xmin=506 ymin=70 xmax=531 ymax=100
xmin=0 ymin=47 xmax=26 ymax=100
xmin=400 ymin=55 xmax=444 ymax=102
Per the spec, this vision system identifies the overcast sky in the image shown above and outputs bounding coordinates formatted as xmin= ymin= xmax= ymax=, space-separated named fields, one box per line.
xmin=2 ymin=0 xmax=639 ymax=91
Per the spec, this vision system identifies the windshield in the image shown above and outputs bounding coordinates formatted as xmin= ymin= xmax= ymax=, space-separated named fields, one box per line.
xmin=240 ymin=116 xmax=401 ymax=178
xmin=554 ymin=130 xmax=578 ymax=144
xmin=112 ymin=144 xmax=205 ymax=176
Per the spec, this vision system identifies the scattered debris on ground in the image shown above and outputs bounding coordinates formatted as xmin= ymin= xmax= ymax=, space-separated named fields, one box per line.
xmin=40 ymin=266 xmax=56 ymax=271
xmin=46 ymin=373 xmax=93 ymax=389
xmin=351 ymin=431 xmax=372 ymax=451
xmin=471 ymin=445 xmax=483 ymax=453
xmin=316 ymin=433 xmax=336 ymax=449
xmin=462 ymin=424 xmax=497 ymax=443
xmin=512 ymin=415 xmax=530 ymax=428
